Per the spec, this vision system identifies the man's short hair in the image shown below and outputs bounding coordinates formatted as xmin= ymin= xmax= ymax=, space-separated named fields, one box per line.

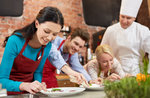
xmin=70 ymin=28 xmax=89 ymax=43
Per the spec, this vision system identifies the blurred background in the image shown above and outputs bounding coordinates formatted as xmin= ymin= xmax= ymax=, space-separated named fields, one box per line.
xmin=0 ymin=0 xmax=149 ymax=63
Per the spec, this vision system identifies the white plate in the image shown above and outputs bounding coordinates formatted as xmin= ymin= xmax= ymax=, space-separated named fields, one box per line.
xmin=40 ymin=87 xmax=85 ymax=97
xmin=81 ymin=84 xmax=104 ymax=90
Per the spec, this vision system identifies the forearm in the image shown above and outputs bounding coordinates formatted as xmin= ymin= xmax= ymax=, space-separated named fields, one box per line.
xmin=81 ymin=71 xmax=92 ymax=81
xmin=61 ymin=64 xmax=76 ymax=75
xmin=0 ymin=78 xmax=22 ymax=92
xmin=34 ymin=58 xmax=47 ymax=82
xmin=73 ymin=67 xmax=92 ymax=81
xmin=0 ymin=39 xmax=22 ymax=91
xmin=34 ymin=72 xmax=42 ymax=82
xmin=48 ymin=45 xmax=67 ymax=70
xmin=69 ymin=54 xmax=92 ymax=81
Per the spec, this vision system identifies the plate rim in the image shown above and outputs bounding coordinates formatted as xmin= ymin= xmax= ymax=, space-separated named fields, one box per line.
xmin=80 ymin=84 xmax=104 ymax=90
xmin=40 ymin=87 xmax=85 ymax=96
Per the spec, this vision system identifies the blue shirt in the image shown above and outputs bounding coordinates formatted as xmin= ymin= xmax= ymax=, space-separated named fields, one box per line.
xmin=0 ymin=33 xmax=52 ymax=92
xmin=48 ymin=36 xmax=91 ymax=81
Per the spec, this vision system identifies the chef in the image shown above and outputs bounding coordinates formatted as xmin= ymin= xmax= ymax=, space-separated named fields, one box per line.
xmin=101 ymin=0 xmax=150 ymax=76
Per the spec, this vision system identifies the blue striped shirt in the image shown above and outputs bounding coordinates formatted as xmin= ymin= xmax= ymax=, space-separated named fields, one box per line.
xmin=48 ymin=36 xmax=91 ymax=81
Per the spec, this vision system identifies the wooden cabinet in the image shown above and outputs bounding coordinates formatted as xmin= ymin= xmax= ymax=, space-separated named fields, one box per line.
xmin=56 ymin=74 xmax=78 ymax=87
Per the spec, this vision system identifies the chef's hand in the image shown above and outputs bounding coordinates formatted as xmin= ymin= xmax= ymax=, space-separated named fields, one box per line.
xmin=106 ymin=73 xmax=121 ymax=81
xmin=19 ymin=81 xmax=47 ymax=94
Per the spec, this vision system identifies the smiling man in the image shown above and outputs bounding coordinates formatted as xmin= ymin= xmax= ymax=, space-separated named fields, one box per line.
xmin=42 ymin=28 xmax=92 ymax=88
xmin=101 ymin=0 xmax=150 ymax=76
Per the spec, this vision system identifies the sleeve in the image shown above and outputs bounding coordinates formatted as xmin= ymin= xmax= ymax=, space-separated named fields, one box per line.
xmin=86 ymin=59 xmax=98 ymax=80
xmin=69 ymin=53 xmax=92 ymax=81
xmin=34 ymin=43 xmax=52 ymax=82
xmin=140 ymin=27 xmax=150 ymax=73
xmin=48 ymin=44 xmax=67 ymax=70
xmin=113 ymin=58 xmax=126 ymax=78
xmin=101 ymin=27 xmax=111 ymax=45
xmin=0 ymin=36 xmax=22 ymax=92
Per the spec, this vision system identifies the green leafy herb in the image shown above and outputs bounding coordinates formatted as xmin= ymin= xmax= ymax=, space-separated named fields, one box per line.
xmin=51 ymin=88 xmax=61 ymax=91
xmin=89 ymin=84 xmax=92 ymax=86
xmin=104 ymin=57 xmax=150 ymax=98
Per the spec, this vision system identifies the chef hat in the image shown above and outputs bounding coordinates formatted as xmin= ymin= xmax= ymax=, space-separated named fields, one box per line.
xmin=120 ymin=0 xmax=143 ymax=18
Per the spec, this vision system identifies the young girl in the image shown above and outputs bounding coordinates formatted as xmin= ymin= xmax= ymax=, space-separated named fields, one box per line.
xmin=84 ymin=45 xmax=128 ymax=84
xmin=0 ymin=6 xmax=64 ymax=95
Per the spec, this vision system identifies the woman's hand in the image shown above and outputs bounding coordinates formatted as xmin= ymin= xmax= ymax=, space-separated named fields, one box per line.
xmin=125 ymin=73 xmax=132 ymax=77
xmin=89 ymin=77 xmax=103 ymax=85
xmin=106 ymin=73 xmax=121 ymax=81
xmin=19 ymin=81 xmax=47 ymax=94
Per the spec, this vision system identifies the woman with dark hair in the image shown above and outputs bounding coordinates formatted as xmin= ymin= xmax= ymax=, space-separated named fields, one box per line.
xmin=0 ymin=6 xmax=64 ymax=95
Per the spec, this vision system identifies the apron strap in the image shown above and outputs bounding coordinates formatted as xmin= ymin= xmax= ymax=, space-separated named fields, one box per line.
xmin=58 ymin=40 xmax=72 ymax=62
xmin=36 ymin=45 xmax=45 ymax=61
xmin=19 ymin=38 xmax=45 ymax=61
xmin=57 ymin=40 xmax=65 ymax=50
xmin=19 ymin=39 xmax=29 ymax=55
xmin=67 ymin=54 xmax=71 ymax=62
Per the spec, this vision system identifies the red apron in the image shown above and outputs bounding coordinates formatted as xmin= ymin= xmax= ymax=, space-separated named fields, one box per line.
xmin=8 ymin=39 xmax=45 ymax=95
xmin=42 ymin=40 xmax=71 ymax=88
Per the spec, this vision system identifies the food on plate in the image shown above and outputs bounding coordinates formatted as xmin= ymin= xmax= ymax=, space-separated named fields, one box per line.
xmin=40 ymin=87 xmax=85 ymax=97
xmin=45 ymin=88 xmax=79 ymax=93
xmin=47 ymin=88 xmax=64 ymax=92
xmin=89 ymin=84 xmax=104 ymax=87
xmin=69 ymin=90 xmax=76 ymax=92
xmin=89 ymin=84 xmax=92 ymax=86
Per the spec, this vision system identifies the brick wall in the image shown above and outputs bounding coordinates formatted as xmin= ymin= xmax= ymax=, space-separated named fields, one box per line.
xmin=0 ymin=0 xmax=103 ymax=63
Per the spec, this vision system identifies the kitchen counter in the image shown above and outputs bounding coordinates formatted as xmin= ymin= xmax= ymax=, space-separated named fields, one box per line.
xmin=2 ymin=90 xmax=106 ymax=98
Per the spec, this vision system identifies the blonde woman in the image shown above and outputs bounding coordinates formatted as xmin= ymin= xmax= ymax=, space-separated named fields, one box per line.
xmin=84 ymin=44 xmax=128 ymax=84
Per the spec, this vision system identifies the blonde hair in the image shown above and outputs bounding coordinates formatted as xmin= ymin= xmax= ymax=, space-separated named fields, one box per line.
xmin=95 ymin=44 xmax=114 ymax=58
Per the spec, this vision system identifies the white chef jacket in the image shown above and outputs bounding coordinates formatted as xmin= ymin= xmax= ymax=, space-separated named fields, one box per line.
xmin=101 ymin=22 xmax=150 ymax=76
